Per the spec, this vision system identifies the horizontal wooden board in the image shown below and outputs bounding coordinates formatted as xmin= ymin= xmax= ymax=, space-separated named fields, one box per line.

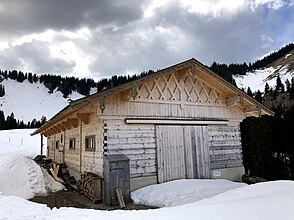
xmin=107 ymin=138 xmax=156 ymax=145
xmin=208 ymin=126 xmax=243 ymax=170
xmin=106 ymin=119 xmax=157 ymax=177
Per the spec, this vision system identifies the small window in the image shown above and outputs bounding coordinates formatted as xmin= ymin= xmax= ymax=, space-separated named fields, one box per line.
xmin=61 ymin=134 xmax=63 ymax=143
xmin=69 ymin=138 xmax=76 ymax=150
xmin=55 ymin=141 xmax=59 ymax=149
xmin=85 ymin=135 xmax=95 ymax=151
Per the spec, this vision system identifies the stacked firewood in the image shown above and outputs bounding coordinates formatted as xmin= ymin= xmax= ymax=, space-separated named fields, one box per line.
xmin=77 ymin=172 xmax=102 ymax=203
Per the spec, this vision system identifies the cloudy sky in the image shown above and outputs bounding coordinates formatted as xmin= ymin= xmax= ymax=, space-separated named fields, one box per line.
xmin=0 ymin=0 xmax=293 ymax=79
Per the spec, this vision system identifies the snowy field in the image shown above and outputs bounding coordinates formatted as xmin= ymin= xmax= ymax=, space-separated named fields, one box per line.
xmin=0 ymin=79 xmax=84 ymax=122
xmin=234 ymin=64 xmax=293 ymax=92
xmin=1 ymin=129 xmax=294 ymax=219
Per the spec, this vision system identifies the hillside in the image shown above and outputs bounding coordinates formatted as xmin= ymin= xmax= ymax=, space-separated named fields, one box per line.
xmin=0 ymin=79 xmax=84 ymax=123
xmin=234 ymin=49 xmax=294 ymax=92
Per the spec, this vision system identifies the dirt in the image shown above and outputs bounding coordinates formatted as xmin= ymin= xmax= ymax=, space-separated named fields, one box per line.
xmin=30 ymin=186 xmax=157 ymax=211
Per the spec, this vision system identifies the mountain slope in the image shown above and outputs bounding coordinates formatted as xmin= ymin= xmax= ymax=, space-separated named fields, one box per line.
xmin=0 ymin=79 xmax=84 ymax=122
xmin=234 ymin=49 xmax=294 ymax=92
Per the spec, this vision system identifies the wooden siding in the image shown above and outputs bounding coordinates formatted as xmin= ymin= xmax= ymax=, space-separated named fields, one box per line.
xmin=47 ymin=132 xmax=64 ymax=164
xmin=81 ymin=114 xmax=104 ymax=175
xmin=104 ymin=119 xmax=157 ymax=178
xmin=208 ymin=126 xmax=243 ymax=169
xmin=46 ymin=114 xmax=104 ymax=177
xmin=64 ymin=127 xmax=80 ymax=172
xmin=156 ymin=125 xmax=210 ymax=183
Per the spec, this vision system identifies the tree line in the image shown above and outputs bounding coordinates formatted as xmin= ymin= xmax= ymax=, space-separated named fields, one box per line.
xmin=241 ymin=74 xmax=294 ymax=180
xmin=210 ymin=43 xmax=294 ymax=81
xmin=241 ymin=105 xmax=294 ymax=180
xmin=0 ymin=111 xmax=47 ymax=130
xmin=0 ymin=68 xmax=156 ymax=98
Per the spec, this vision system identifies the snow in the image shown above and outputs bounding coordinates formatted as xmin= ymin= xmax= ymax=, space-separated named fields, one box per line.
xmin=234 ymin=65 xmax=293 ymax=92
xmin=285 ymin=53 xmax=291 ymax=59
xmin=1 ymin=180 xmax=294 ymax=220
xmin=1 ymin=129 xmax=294 ymax=219
xmin=131 ymin=179 xmax=246 ymax=207
xmin=0 ymin=129 xmax=64 ymax=199
xmin=0 ymin=79 xmax=84 ymax=122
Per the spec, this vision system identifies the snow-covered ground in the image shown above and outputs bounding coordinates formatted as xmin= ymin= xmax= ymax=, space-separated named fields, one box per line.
xmin=0 ymin=79 xmax=84 ymax=122
xmin=0 ymin=129 xmax=64 ymax=199
xmin=234 ymin=65 xmax=293 ymax=92
xmin=131 ymin=179 xmax=246 ymax=207
xmin=1 ymin=129 xmax=294 ymax=219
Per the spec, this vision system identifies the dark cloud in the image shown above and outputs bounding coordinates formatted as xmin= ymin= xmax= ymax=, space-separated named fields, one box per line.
xmin=86 ymin=1 xmax=289 ymax=76
xmin=0 ymin=0 xmax=293 ymax=78
xmin=0 ymin=40 xmax=75 ymax=74
xmin=0 ymin=0 xmax=145 ymax=41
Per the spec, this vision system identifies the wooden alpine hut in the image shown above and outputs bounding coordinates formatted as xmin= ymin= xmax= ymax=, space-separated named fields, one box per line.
xmin=32 ymin=58 xmax=273 ymax=191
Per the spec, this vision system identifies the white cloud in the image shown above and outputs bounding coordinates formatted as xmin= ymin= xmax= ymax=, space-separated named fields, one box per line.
xmin=50 ymin=41 xmax=92 ymax=77
xmin=181 ymin=0 xmax=246 ymax=18
xmin=0 ymin=41 xmax=9 ymax=51
xmin=260 ymin=34 xmax=274 ymax=48
xmin=143 ymin=0 xmax=171 ymax=18
xmin=250 ymin=0 xmax=286 ymax=10
xmin=10 ymin=30 xmax=55 ymax=47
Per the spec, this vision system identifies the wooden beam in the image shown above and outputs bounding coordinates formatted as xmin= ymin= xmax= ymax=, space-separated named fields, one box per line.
xmin=57 ymin=123 xmax=66 ymax=131
xmin=68 ymin=118 xmax=78 ymax=128
xmin=53 ymin=125 xmax=62 ymax=133
xmin=42 ymin=131 xmax=48 ymax=137
xmin=77 ymin=113 xmax=91 ymax=124
xmin=40 ymin=134 xmax=44 ymax=155
xmin=226 ymin=96 xmax=243 ymax=108
xmin=62 ymin=121 xmax=72 ymax=129
xmin=126 ymin=118 xmax=228 ymax=125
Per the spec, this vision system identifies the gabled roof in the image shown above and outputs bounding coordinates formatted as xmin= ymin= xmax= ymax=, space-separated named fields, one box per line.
xmin=31 ymin=58 xmax=274 ymax=136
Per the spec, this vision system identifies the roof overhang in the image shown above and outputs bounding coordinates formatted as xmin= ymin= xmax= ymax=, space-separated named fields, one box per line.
xmin=31 ymin=58 xmax=274 ymax=136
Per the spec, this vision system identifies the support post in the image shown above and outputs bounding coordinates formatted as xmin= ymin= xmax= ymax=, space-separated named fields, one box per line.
xmin=40 ymin=133 xmax=44 ymax=155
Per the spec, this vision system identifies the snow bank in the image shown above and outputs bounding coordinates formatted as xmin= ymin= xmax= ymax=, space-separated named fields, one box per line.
xmin=1 ymin=181 xmax=294 ymax=220
xmin=131 ymin=179 xmax=246 ymax=207
xmin=0 ymin=129 xmax=64 ymax=199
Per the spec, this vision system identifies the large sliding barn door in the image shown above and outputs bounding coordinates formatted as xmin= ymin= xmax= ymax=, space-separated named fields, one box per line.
xmin=156 ymin=125 xmax=210 ymax=183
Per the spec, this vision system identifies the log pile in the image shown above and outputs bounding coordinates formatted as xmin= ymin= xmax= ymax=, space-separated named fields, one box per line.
xmin=77 ymin=172 xmax=102 ymax=203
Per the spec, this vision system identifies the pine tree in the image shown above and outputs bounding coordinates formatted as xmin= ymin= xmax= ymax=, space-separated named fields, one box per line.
xmin=264 ymin=83 xmax=270 ymax=94
xmin=0 ymin=84 xmax=5 ymax=97
xmin=255 ymin=90 xmax=263 ymax=103
xmin=290 ymin=77 xmax=294 ymax=99
xmin=247 ymin=87 xmax=253 ymax=97
xmin=0 ymin=110 xmax=5 ymax=130
xmin=275 ymin=76 xmax=284 ymax=92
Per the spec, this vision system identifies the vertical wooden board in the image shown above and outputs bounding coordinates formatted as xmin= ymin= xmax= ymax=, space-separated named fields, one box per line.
xmin=156 ymin=127 xmax=163 ymax=183
xmin=190 ymin=127 xmax=198 ymax=179
xmin=183 ymin=126 xmax=193 ymax=179
xmin=201 ymin=126 xmax=210 ymax=178
xmin=156 ymin=125 xmax=188 ymax=183
xmin=190 ymin=126 xmax=210 ymax=179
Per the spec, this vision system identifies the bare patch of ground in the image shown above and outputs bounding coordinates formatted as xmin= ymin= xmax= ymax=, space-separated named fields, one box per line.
xmin=30 ymin=187 xmax=157 ymax=210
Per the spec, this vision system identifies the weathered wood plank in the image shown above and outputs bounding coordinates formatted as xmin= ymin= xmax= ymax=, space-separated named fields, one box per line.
xmin=106 ymin=120 xmax=157 ymax=177
xmin=208 ymin=125 xmax=243 ymax=170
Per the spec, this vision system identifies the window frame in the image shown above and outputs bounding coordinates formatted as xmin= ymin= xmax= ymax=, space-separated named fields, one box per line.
xmin=69 ymin=138 xmax=76 ymax=150
xmin=85 ymin=135 xmax=95 ymax=151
